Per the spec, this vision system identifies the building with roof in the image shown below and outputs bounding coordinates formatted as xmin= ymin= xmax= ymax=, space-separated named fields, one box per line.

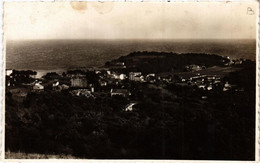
xmin=110 ymin=89 xmax=130 ymax=97
xmin=129 ymin=72 xmax=142 ymax=81
xmin=70 ymin=77 xmax=88 ymax=88
xmin=6 ymin=69 xmax=13 ymax=76
xmin=33 ymin=83 xmax=44 ymax=91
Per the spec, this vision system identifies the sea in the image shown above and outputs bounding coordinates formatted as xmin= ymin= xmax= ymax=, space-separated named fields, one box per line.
xmin=6 ymin=39 xmax=256 ymax=78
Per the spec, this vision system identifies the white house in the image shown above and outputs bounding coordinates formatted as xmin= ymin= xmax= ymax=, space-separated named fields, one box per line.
xmin=52 ymin=81 xmax=59 ymax=87
xmin=129 ymin=72 xmax=142 ymax=81
xmin=33 ymin=83 xmax=44 ymax=90
xmin=111 ymin=89 xmax=129 ymax=97
xmin=223 ymin=82 xmax=232 ymax=91
xmin=125 ymin=103 xmax=137 ymax=111
xmin=70 ymin=77 xmax=88 ymax=88
xmin=6 ymin=69 xmax=13 ymax=76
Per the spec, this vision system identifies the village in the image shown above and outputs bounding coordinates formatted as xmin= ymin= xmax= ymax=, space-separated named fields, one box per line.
xmin=4 ymin=1 xmax=257 ymax=159
xmin=5 ymin=56 xmax=245 ymax=111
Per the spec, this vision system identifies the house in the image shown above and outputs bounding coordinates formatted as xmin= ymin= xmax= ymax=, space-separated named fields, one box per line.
xmin=52 ymin=81 xmax=59 ymax=87
xmin=125 ymin=103 xmax=137 ymax=111
xmin=112 ymin=73 xmax=127 ymax=80
xmin=95 ymin=70 xmax=101 ymax=74
xmin=207 ymin=76 xmax=216 ymax=81
xmin=185 ymin=65 xmax=202 ymax=72
xmin=6 ymin=76 xmax=12 ymax=87
xmin=53 ymin=83 xmax=69 ymax=91
xmin=223 ymin=82 xmax=232 ymax=91
xmin=33 ymin=83 xmax=44 ymax=91
xmin=91 ymin=87 xmax=94 ymax=93
xmin=198 ymin=84 xmax=206 ymax=90
xmin=234 ymin=60 xmax=243 ymax=65
xmin=61 ymin=84 xmax=69 ymax=90
xmin=6 ymin=76 xmax=11 ymax=87
xmin=146 ymin=74 xmax=156 ymax=83
xmin=6 ymin=70 xmax=14 ymax=86
xmin=207 ymin=85 xmax=213 ymax=91
xmin=57 ymin=84 xmax=69 ymax=91
xmin=111 ymin=89 xmax=130 ymax=97
xmin=70 ymin=89 xmax=93 ymax=97
xmin=119 ymin=74 xmax=126 ymax=80
xmin=133 ymin=75 xmax=143 ymax=82
xmin=114 ymin=62 xmax=125 ymax=66
xmin=201 ymin=96 xmax=208 ymax=99
xmin=147 ymin=73 xmax=155 ymax=77
xmin=99 ymin=80 xmax=107 ymax=86
xmin=6 ymin=69 xmax=13 ymax=76
xmin=70 ymin=77 xmax=88 ymax=88
xmin=146 ymin=73 xmax=156 ymax=79
xmin=129 ymin=72 xmax=142 ymax=81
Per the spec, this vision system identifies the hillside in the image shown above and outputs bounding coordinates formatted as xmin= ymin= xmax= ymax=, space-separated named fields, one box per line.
xmin=106 ymin=51 xmax=230 ymax=74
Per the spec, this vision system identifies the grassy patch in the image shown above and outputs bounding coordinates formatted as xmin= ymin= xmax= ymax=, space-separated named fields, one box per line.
xmin=5 ymin=151 xmax=76 ymax=159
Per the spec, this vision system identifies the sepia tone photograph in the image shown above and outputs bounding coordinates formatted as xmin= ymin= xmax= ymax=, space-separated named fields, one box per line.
xmin=3 ymin=1 xmax=258 ymax=161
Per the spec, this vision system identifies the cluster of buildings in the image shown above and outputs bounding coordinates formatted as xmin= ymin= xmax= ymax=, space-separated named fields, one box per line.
xmin=223 ymin=57 xmax=245 ymax=66
xmin=5 ymin=68 xmax=130 ymax=98
xmin=70 ymin=89 xmax=94 ymax=98
xmin=185 ymin=65 xmax=205 ymax=72
xmin=6 ymin=58 xmax=244 ymax=101
xmin=181 ymin=75 xmax=221 ymax=90
xmin=177 ymin=73 xmax=242 ymax=92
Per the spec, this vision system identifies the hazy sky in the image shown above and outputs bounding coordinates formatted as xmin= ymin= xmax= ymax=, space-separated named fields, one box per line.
xmin=4 ymin=2 xmax=258 ymax=40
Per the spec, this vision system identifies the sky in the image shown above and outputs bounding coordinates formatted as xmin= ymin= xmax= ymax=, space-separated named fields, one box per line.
xmin=4 ymin=2 xmax=258 ymax=40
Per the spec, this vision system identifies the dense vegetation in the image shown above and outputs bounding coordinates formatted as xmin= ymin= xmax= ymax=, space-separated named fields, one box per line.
xmin=106 ymin=51 xmax=229 ymax=73
xmin=5 ymin=87 xmax=255 ymax=159
xmin=5 ymin=54 xmax=255 ymax=160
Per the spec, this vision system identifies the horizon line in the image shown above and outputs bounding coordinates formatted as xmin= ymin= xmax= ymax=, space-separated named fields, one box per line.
xmin=6 ymin=38 xmax=256 ymax=41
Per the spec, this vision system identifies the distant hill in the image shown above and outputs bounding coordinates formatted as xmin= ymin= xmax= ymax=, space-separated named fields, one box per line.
xmin=106 ymin=51 xmax=230 ymax=74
